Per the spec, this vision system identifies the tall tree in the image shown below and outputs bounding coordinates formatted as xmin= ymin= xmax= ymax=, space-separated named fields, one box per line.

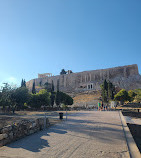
xmin=0 ymin=83 xmax=12 ymax=110
xmin=101 ymin=80 xmax=115 ymax=103
xmin=57 ymin=79 xmax=59 ymax=92
xmin=21 ymin=79 xmax=26 ymax=87
xmin=100 ymin=79 xmax=108 ymax=103
xmin=50 ymin=92 xmax=55 ymax=108
xmin=23 ymin=79 xmax=26 ymax=87
xmin=55 ymin=91 xmax=61 ymax=107
xmin=21 ymin=79 xmax=24 ymax=87
xmin=51 ymin=80 xmax=54 ymax=92
xmin=107 ymin=81 xmax=115 ymax=101
xmin=32 ymin=81 xmax=36 ymax=94
xmin=60 ymin=69 xmax=66 ymax=75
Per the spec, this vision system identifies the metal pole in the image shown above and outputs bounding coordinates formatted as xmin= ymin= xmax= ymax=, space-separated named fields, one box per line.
xmin=44 ymin=112 xmax=47 ymax=129
xmin=66 ymin=108 xmax=67 ymax=121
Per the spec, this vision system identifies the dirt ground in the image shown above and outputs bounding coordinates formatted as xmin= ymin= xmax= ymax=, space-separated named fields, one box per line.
xmin=122 ymin=111 xmax=141 ymax=118
xmin=0 ymin=110 xmax=75 ymax=129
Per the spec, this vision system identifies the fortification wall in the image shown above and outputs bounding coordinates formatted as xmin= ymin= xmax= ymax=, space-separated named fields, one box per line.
xmin=26 ymin=64 xmax=141 ymax=93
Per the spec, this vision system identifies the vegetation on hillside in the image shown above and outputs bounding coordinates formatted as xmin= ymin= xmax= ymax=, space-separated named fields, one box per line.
xmin=0 ymin=79 xmax=73 ymax=113
xmin=100 ymin=80 xmax=141 ymax=106
xmin=100 ymin=79 xmax=115 ymax=103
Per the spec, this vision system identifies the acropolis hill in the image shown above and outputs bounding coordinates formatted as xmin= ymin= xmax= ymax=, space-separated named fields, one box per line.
xmin=26 ymin=64 xmax=141 ymax=94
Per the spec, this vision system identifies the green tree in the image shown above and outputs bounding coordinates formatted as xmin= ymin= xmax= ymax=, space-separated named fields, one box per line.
xmin=57 ymin=91 xmax=73 ymax=106
xmin=114 ymin=89 xmax=129 ymax=104
xmin=100 ymin=80 xmax=115 ymax=103
xmin=100 ymin=79 xmax=108 ymax=103
xmin=11 ymin=87 xmax=29 ymax=110
xmin=133 ymin=89 xmax=141 ymax=103
xmin=55 ymin=91 xmax=61 ymax=107
xmin=44 ymin=82 xmax=52 ymax=92
xmin=38 ymin=89 xmax=51 ymax=107
xmin=32 ymin=81 xmax=36 ymax=94
xmin=107 ymin=81 xmax=115 ymax=101
xmin=128 ymin=90 xmax=136 ymax=102
xmin=0 ymin=83 xmax=12 ymax=110
xmin=50 ymin=92 xmax=55 ymax=107
xmin=63 ymin=93 xmax=73 ymax=105
xmin=29 ymin=89 xmax=51 ymax=109
xmin=60 ymin=69 xmax=66 ymax=75
xmin=21 ymin=79 xmax=24 ymax=87
xmin=23 ymin=79 xmax=26 ymax=87
xmin=57 ymin=79 xmax=59 ymax=92
xmin=21 ymin=79 xmax=26 ymax=87
xmin=39 ymin=81 xmax=42 ymax=86
xmin=51 ymin=80 xmax=54 ymax=92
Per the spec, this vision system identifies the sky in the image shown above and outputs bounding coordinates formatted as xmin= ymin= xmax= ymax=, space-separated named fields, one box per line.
xmin=0 ymin=0 xmax=141 ymax=86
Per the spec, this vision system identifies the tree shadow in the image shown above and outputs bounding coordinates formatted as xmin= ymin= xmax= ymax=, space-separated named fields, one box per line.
xmin=6 ymin=126 xmax=67 ymax=152
xmin=5 ymin=111 xmax=125 ymax=153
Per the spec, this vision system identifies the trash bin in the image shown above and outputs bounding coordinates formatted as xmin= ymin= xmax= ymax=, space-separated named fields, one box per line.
xmin=59 ymin=112 xmax=63 ymax=119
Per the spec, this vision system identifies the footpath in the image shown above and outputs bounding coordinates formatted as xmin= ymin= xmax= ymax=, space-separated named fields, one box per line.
xmin=0 ymin=111 xmax=131 ymax=158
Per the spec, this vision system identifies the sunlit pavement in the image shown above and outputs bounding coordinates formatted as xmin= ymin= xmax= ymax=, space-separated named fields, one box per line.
xmin=0 ymin=111 xmax=130 ymax=158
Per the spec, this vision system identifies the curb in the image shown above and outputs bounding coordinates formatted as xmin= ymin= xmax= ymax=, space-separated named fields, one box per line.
xmin=119 ymin=111 xmax=141 ymax=158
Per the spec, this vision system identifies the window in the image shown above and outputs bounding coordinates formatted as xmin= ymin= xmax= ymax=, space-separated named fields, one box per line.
xmin=87 ymin=84 xmax=93 ymax=90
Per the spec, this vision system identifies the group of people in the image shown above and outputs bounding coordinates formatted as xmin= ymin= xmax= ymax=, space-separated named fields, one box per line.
xmin=98 ymin=102 xmax=107 ymax=111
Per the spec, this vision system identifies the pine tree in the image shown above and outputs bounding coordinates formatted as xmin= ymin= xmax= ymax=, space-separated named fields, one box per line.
xmin=55 ymin=91 xmax=61 ymax=107
xmin=32 ymin=81 xmax=36 ymax=94
xmin=21 ymin=79 xmax=26 ymax=87
xmin=60 ymin=69 xmax=66 ymax=75
xmin=108 ymin=81 xmax=115 ymax=101
xmin=50 ymin=92 xmax=55 ymax=107
xmin=51 ymin=80 xmax=54 ymax=92
xmin=101 ymin=80 xmax=115 ymax=103
xmin=23 ymin=79 xmax=26 ymax=87
xmin=57 ymin=79 xmax=59 ymax=92
xmin=21 ymin=79 xmax=24 ymax=87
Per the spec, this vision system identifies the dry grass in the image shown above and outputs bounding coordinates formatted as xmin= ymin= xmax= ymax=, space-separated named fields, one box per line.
xmin=0 ymin=111 xmax=76 ymax=129
xmin=73 ymin=92 xmax=101 ymax=104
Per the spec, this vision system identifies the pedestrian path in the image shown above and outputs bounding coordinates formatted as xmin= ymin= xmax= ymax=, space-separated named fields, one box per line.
xmin=0 ymin=111 xmax=130 ymax=158
xmin=124 ymin=115 xmax=141 ymax=125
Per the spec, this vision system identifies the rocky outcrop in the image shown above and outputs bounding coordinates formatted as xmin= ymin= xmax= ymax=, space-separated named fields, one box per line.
xmin=0 ymin=118 xmax=50 ymax=147
xmin=26 ymin=64 xmax=141 ymax=93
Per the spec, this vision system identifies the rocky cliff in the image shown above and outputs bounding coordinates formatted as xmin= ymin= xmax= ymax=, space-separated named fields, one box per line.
xmin=26 ymin=64 xmax=141 ymax=93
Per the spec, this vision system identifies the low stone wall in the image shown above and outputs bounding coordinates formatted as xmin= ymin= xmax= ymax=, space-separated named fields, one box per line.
xmin=0 ymin=117 xmax=50 ymax=147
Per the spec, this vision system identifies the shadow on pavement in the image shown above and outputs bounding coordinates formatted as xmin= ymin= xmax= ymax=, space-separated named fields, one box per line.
xmin=5 ymin=111 xmax=124 ymax=153
xmin=6 ymin=126 xmax=67 ymax=152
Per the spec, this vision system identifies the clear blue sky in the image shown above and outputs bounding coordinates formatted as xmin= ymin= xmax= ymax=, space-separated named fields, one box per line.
xmin=0 ymin=0 xmax=141 ymax=86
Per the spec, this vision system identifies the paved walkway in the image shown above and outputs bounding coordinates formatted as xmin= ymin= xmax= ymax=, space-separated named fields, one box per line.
xmin=124 ymin=115 xmax=141 ymax=125
xmin=0 ymin=111 xmax=130 ymax=158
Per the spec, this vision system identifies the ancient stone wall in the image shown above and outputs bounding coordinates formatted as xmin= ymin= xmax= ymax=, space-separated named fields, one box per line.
xmin=26 ymin=64 xmax=141 ymax=93
xmin=0 ymin=118 xmax=50 ymax=147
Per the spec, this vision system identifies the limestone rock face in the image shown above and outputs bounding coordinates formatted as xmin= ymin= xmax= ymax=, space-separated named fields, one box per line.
xmin=26 ymin=64 xmax=141 ymax=93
